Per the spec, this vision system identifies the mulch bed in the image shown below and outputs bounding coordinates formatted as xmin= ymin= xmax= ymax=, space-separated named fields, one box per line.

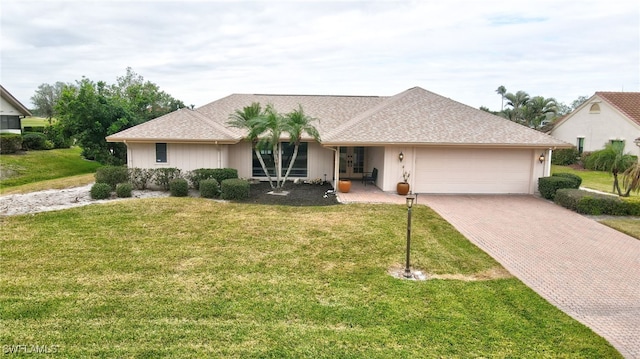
xmin=232 ymin=181 xmax=339 ymax=206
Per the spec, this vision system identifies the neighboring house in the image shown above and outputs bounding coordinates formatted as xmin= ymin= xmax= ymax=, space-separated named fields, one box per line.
xmin=107 ymin=87 xmax=571 ymax=194
xmin=551 ymin=92 xmax=640 ymax=156
xmin=0 ymin=84 xmax=32 ymax=134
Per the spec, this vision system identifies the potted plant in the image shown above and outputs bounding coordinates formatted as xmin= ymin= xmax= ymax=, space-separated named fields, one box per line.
xmin=397 ymin=166 xmax=410 ymax=195
xmin=338 ymin=179 xmax=352 ymax=193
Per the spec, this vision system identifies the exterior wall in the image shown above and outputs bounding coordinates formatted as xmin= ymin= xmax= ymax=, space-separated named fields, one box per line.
xmin=380 ymin=145 xmax=414 ymax=192
xmin=125 ymin=142 xmax=228 ymax=171
xmin=551 ymin=100 xmax=640 ymax=156
xmin=0 ymin=96 xmax=23 ymax=116
xmin=364 ymin=146 xmax=385 ymax=188
xmin=0 ymin=97 xmax=23 ymax=133
xmin=228 ymin=141 xmax=252 ymax=178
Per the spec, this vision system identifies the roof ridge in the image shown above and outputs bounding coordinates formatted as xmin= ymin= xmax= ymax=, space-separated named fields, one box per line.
xmin=185 ymin=108 xmax=242 ymax=139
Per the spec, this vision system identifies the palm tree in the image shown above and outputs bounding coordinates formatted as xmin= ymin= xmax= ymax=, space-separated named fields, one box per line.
xmin=622 ymin=163 xmax=640 ymax=197
xmin=503 ymin=90 xmax=530 ymax=124
xmin=590 ymin=142 xmax=636 ymax=196
xmin=227 ymin=102 xmax=275 ymax=189
xmin=251 ymin=104 xmax=286 ymax=190
xmin=282 ymin=105 xmax=321 ymax=184
xmin=495 ymin=85 xmax=507 ymax=111
xmin=524 ymin=96 xmax=558 ymax=129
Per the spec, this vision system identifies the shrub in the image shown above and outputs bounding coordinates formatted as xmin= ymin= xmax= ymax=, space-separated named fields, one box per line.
xmin=116 ymin=182 xmax=133 ymax=198
xmin=90 ymin=183 xmax=112 ymax=200
xmin=43 ymin=123 xmax=72 ymax=149
xmin=170 ymin=178 xmax=189 ymax=197
xmin=95 ymin=165 xmax=129 ymax=190
xmin=538 ymin=176 xmax=578 ymax=200
xmin=551 ymin=148 xmax=579 ymax=166
xmin=551 ymin=173 xmax=582 ymax=188
xmin=0 ymin=133 xmax=22 ymax=154
xmin=188 ymin=168 xmax=239 ymax=188
xmin=555 ymin=189 xmax=627 ymax=215
xmin=22 ymin=132 xmax=51 ymax=150
xmin=622 ymin=197 xmax=640 ymax=216
xmin=128 ymin=168 xmax=154 ymax=190
xmin=153 ymin=168 xmax=181 ymax=191
xmin=199 ymin=178 xmax=219 ymax=198
xmin=220 ymin=178 xmax=249 ymax=200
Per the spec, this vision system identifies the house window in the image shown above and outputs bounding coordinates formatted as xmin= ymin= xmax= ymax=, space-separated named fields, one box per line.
xmin=589 ymin=103 xmax=600 ymax=113
xmin=577 ymin=137 xmax=584 ymax=155
xmin=252 ymin=142 xmax=308 ymax=177
xmin=0 ymin=115 xmax=21 ymax=130
xmin=156 ymin=143 xmax=167 ymax=163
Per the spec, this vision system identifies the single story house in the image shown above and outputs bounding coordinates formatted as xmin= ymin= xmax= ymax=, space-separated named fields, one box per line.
xmin=107 ymin=86 xmax=571 ymax=194
xmin=0 ymin=84 xmax=32 ymax=134
xmin=550 ymin=92 xmax=640 ymax=156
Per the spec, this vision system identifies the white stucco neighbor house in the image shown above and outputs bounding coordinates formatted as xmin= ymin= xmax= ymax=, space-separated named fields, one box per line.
xmin=107 ymin=86 xmax=571 ymax=194
xmin=0 ymin=84 xmax=32 ymax=134
xmin=551 ymin=92 xmax=640 ymax=157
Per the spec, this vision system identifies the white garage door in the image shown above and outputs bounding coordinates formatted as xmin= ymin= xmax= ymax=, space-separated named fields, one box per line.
xmin=414 ymin=148 xmax=534 ymax=194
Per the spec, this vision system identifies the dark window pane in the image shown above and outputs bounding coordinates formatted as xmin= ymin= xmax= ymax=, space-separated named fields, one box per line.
xmin=252 ymin=142 xmax=308 ymax=177
xmin=156 ymin=143 xmax=167 ymax=163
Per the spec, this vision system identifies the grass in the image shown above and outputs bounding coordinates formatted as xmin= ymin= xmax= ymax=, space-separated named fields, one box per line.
xmin=21 ymin=116 xmax=51 ymax=128
xmin=0 ymin=147 xmax=101 ymax=192
xmin=0 ymin=199 xmax=621 ymax=358
xmin=600 ymin=219 xmax=640 ymax=239
xmin=551 ymin=165 xmax=621 ymax=195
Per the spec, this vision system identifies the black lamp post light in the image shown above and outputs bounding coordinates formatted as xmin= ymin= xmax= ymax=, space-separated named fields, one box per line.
xmin=385 ymin=194 xmax=427 ymax=281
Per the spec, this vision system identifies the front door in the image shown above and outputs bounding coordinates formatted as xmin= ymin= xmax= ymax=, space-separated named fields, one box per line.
xmin=339 ymin=147 xmax=365 ymax=179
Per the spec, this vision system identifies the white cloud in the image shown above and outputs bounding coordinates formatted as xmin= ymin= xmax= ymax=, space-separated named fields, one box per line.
xmin=1 ymin=0 xmax=638 ymax=111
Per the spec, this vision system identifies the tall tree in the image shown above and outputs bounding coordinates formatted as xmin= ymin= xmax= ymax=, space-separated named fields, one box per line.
xmin=495 ymin=85 xmax=507 ymax=111
xmin=251 ymin=105 xmax=286 ymax=191
xmin=281 ymin=105 xmax=320 ymax=184
xmin=56 ymin=69 xmax=184 ymax=164
xmin=502 ymin=90 xmax=530 ymax=124
xmin=30 ymin=82 xmax=67 ymax=123
xmin=523 ymin=96 xmax=558 ymax=129
xmin=227 ymin=102 xmax=275 ymax=188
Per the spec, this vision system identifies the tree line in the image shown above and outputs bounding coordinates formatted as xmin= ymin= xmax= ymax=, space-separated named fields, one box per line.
xmin=480 ymin=86 xmax=588 ymax=131
xmin=29 ymin=68 xmax=184 ymax=164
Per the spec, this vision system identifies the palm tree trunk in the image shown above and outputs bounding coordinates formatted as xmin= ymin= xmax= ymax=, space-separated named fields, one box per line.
xmin=613 ymin=173 xmax=623 ymax=196
xmin=282 ymin=143 xmax=299 ymax=185
xmin=274 ymin=143 xmax=282 ymax=190
xmin=254 ymin=147 xmax=275 ymax=189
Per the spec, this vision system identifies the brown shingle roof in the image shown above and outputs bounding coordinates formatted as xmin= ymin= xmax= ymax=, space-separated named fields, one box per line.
xmin=108 ymin=86 xmax=571 ymax=148
xmin=596 ymin=92 xmax=640 ymax=126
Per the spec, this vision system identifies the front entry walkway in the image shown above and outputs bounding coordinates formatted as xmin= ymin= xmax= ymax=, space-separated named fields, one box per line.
xmin=422 ymin=195 xmax=640 ymax=359
xmin=336 ymin=180 xmax=408 ymax=204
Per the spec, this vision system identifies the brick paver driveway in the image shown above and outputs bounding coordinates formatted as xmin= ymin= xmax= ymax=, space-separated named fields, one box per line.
xmin=423 ymin=195 xmax=640 ymax=359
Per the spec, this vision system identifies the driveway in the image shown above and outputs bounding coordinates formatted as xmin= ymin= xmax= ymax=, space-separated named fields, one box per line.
xmin=422 ymin=195 xmax=640 ymax=359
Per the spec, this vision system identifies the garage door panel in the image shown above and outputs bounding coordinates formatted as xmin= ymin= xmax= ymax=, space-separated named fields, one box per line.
xmin=414 ymin=148 xmax=532 ymax=194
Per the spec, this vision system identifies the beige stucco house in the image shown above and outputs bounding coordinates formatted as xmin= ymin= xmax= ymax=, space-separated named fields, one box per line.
xmin=107 ymin=86 xmax=571 ymax=194
xmin=0 ymin=85 xmax=32 ymax=134
xmin=551 ymin=92 xmax=640 ymax=156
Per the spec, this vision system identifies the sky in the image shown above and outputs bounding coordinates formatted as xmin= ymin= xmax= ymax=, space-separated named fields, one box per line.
xmin=1 ymin=0 xmax=639 ymax=111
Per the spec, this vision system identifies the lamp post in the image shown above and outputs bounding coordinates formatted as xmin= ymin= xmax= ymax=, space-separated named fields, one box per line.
xmin=404 ymin=196 xmax=415 ymax=278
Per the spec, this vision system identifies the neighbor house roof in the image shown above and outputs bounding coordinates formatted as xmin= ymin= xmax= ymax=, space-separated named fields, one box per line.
xmin=108 ymin=86 xmax=570 ymax=148
xmin=596 ymin=92 xmax=640 ymax=126
xmin=0 ymin=84 xmax=33 ymax=117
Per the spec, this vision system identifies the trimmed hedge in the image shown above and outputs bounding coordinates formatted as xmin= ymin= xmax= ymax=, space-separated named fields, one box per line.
xmin=220 ymin=178 xmax=249 ymax=200
xmin=22 ymin=132 xmax=52 ymax=150
xmin=551 ymin=148 xmax=579 ymax=165
xmin=90 ymin=183 xmax=112 ymax=200
xmin=128 ymin=168 xmax=154 ymax=190
xmin=153 ymin=168 xmax=181 ymax=191
xmin=551 ymin=173 xmax=582 ymax=188
xmin=538 ymin=176 xmax=578 ymax=200
xmin=116 ymin=182 xmax=133 ymax=198
xmin=188 ymin=168 xmax=238 ymax=189
xmin=95 ymin=166 xmax=129 ymax=190
xmin=170 ymin=178 xmax=189 ymax=197
xmin=554 ymin=189 xmax=629 ymax=215
xmin=0 ymin=133 xmax=22 ymax=154
xmin=199 ymin=178 xmax=219 ymax=198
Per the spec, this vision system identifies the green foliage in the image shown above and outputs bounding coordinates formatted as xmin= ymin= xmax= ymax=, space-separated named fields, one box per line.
xmin=169 ymin=178 xmax=189 ymax=197
xmin=199 ymin=178 xmax=219 ymax=198
xmin=30 ymin=82 xmax=66 ymax=121
xmin=555 ymin=189 xmax=628 ymax=215
xmin=43 ymin=123 xmax=72 ymax=148
xmin=0 ymin=133 xmax=23 ymax=154
xmin=115 ymin=182 xmax=133 ymax=198
xmin=153 ymin=168 xmax=181 ymax=191
xmin=128 ymin=167 xmax=154 ymax=190
xmin=55 ymin=68 xmax=184 ymax=165
xmin=221 ymin=178 xmax=250 ymax=200
xmin=95 ymin=165 xmax=129 ymax=190
xmin=551 ymin=148 xmax=579 ymax=165
xmin=538 ymin=176 xmax=578 ymax=200
xmin=187 ymin=168 xmax=239 ymax=189
xmin=22 ymin=132 xmax=52 ymax=150
xmin=622 ymin=197 xmax=640 ymax=216
xmin=552 ymin=172 xmax=582 ymax=188
xmin=90 ymin=182 xmax=112 ymax=199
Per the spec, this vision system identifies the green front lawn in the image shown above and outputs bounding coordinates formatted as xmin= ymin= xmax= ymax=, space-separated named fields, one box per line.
xmin=0 ymin=147 xmax=101 ymax=192
xmin=552 ymin=165 xmax=619 ymax=194
xmin=600 ymin=219 xmax=640 ymax=239
xmin=0 ymin=200 xmax=620 ymax=357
